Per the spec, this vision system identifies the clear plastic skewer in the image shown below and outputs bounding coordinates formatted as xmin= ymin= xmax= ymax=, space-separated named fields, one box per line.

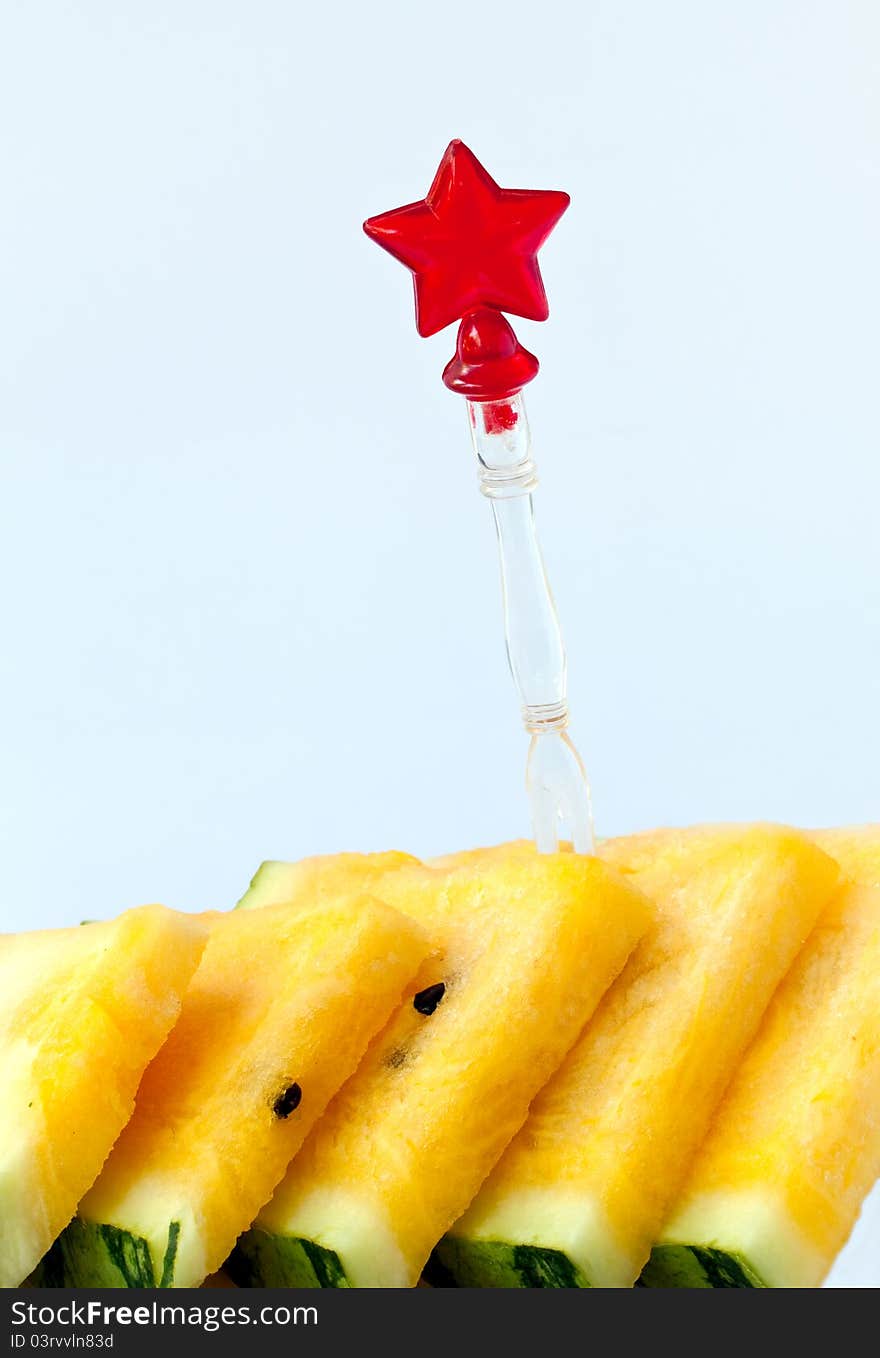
xmin=468 ymin=393 xmax=594 ymax=854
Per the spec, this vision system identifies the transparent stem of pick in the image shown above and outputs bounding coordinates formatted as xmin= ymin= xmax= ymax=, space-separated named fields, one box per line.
xmin=467 ymin=393 xmax=594 ymax=854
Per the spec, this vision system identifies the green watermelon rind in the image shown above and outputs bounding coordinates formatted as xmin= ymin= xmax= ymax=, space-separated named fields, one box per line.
xmin=639 ymin=1244 xmax=768 ymax=1288
xmin=227 ymin=1229 xmax=351 ymax=1288
xmin=427 ymin=1236 xmax=591 ymax=1288
xmin=37 ymin=1218 xmax=181 ymax=1287
xmin=234 ymin=862 xmax=296 ymax=911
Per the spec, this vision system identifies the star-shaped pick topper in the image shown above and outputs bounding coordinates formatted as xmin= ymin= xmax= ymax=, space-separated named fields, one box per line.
xmin=364 ymin=140 xmax=570 ymax=338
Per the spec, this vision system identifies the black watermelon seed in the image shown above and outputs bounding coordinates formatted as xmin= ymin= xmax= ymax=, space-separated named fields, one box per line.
xmin=273 ymin=1082 xmax=302 ymax=1119
xmin=413 ymin=981 xmax=446 ymax=1016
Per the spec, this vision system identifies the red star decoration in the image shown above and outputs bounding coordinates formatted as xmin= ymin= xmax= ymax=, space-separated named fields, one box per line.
xmin=363 ymin=140 xmax=570 ymax=337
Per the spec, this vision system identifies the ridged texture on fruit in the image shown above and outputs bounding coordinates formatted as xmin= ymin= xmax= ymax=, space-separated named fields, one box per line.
xmin=59 ymin=895 xmax=429 ymax=1287
xmin=236 ymin=852 xmax=419 ymax=910
xmin=643 ymin=824 xmax=880 ymax=1288
xmin=440 ymin=826 xmax=840 ymax=1287
xmin=234 ymin=852 xmax=651 ymax=1288
xmin=0 ymin=906 xmax=207 ymax=1287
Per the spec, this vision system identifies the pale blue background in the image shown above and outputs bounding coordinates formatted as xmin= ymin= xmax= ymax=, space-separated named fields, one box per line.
xmin=1 ymin=1 xmax=877 ymax=1284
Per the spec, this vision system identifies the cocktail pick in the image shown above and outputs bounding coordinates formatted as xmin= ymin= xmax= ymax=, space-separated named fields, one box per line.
xmin=364 ymin=140 xmax=593 ymax=854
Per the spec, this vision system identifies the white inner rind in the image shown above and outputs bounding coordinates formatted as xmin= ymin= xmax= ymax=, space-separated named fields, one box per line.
xmin=659 ymin=1189 xmax=828 ymax=1289
xmin=0 ymin=1040 xmax=46 ymax=1286
xmin=82 ymin=1185 xmax=206 ymax=1288
xmin=0 ymin=1150 xmax=44 ymax=1288
xmin=454 ymin=1187 xmax=635 ymax=1288
xmin=264 ymin=1188 xmax=410 ymax=1288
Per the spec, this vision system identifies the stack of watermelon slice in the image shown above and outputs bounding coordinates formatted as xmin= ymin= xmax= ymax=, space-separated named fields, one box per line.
xmin=1 ymin=824 xmax=877 ymax=1289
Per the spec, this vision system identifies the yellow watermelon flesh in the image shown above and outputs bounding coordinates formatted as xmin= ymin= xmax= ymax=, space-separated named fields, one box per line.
xmin=434 ymin=826 xmax=840 ymax=1287
xmin=228 ymin=850 xmax=652 ymax=1287
xmin=641 ymin=825 xmax=880 ymax=1288
xmin=44 ymin=894 xmax=429 ymax=1287
xmin=0 ymin=906 xmax=207 ymax=1287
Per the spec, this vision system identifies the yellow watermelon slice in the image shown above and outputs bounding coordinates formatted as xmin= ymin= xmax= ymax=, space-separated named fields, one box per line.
xmin=433 ymin=826 xmax=840 ymax=1287
xmin=641 ymin=825 xmax=880 ymax=1287
xmin=227 ymin=850 xmax=651 ymax=1287
xmin=43 ymin=894 xmax=429 ymax=1287
xmin=0 ymin=906 xmax=206 ymax=1287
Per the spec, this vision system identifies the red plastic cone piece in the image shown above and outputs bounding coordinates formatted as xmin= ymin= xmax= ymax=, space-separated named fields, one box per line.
xmin=364 ymin=140 xmax=569 ymax=338
xmin=442 ymin=308 xmax=539 ymax=400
